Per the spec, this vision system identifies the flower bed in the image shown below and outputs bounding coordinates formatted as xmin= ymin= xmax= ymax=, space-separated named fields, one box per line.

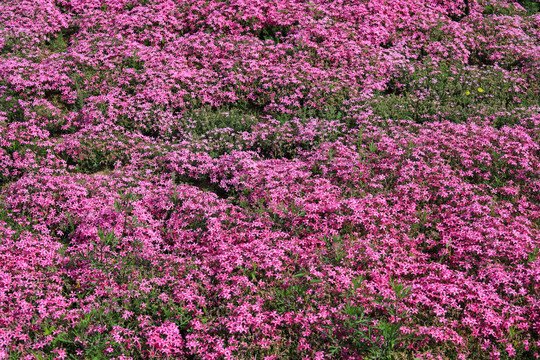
xmin=0 ymin=0 xmax=539 ymax=359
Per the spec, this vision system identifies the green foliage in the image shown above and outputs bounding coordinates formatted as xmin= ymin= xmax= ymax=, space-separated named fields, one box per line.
xmin=241 ymin=261 xmax=261 ymax=282
xmin=71 ymin=73 xmax=91 ymax=112
xmin=0 ymin=139 xmax=54 ymax=186
xmin=0 ymin=206 xmax=27 ymax=239
xmin=327 ymin=279 xmax=414 ymax=359
xmin=270 ymin=283 xmax=310 ymax=314
xmin=57 ymin=133 xmax=140 ymax=174
xmin=322 ymin=235 xmax=347 ymax=265
xmin=4 ymin=140 xmax=49 ymax=159
xmin=258 ymin=25 xmax=292 ymax=43
xmin=0 ymin=33 xmax=26 ymax=57
xmin=371 ymin=60 xmax=539 ymax=127
xmin=273 ymin=106 xmax=346 ymax=123
xmin=439 ymin=142 xmax=538 ymax=193
xmin=265 ymin=201 xmax=306 ymax=230
xmin=528 ymin=245 xmax=540 ymax=264
xmin=123 ymin=0 xmax=151 ymax=11
xmin=518 ymin=0 xmax=540 ymax=14
xmin=58 ymin=148 xmax=106 ymax=174
xmin=174 ymin=100 xmax=347 ymax=159
xmin=0 ymin=89 xmax=25 ymax=123
xmin=45 ymin=32 xmax=67 ymax=53
xmin=483 ymin=2 xmax=527 ymax=16
xmin=183 ymin=106 xmax=260 ymax=136
xmin=264 ymin=271 xmax=322 ymax=314
xmin=122 ymin=55 xmax=144 ymax=71
xmin=34 ymin=286 xmax=194 ymax=359
xmin=55 ymin=211 xmax=78 ymax=244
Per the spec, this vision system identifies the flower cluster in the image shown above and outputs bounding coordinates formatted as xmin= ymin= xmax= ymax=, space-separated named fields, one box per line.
xmin=0 ymin=0 xmax=539 ymax=359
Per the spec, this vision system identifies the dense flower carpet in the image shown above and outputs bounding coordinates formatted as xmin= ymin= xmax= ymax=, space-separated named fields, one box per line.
xmin=0 ymin=0 xmax=539 ymax=359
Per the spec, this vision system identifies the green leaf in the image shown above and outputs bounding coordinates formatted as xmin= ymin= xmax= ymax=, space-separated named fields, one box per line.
xmin=528 ymin=245 xmax=539 ymax=263
xmin=44 ymin=326 xmax=55 ymax=336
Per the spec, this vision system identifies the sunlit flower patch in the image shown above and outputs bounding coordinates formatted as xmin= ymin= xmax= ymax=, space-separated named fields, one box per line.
xmin=0 ymin=0 xmax=539 ymax=359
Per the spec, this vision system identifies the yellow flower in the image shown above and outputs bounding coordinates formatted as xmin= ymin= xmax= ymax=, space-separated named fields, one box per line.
xmin=75 ymin=282 xmax=80 ymax=288
xmin=465 ymin=91 xmax=470 ymax=95
xmin=477 ymin=87 xmax=484 ymax=93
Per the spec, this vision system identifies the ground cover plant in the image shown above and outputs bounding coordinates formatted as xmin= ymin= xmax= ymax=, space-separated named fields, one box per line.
xmin=0 ymin=0 xmax=539 ymax=359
